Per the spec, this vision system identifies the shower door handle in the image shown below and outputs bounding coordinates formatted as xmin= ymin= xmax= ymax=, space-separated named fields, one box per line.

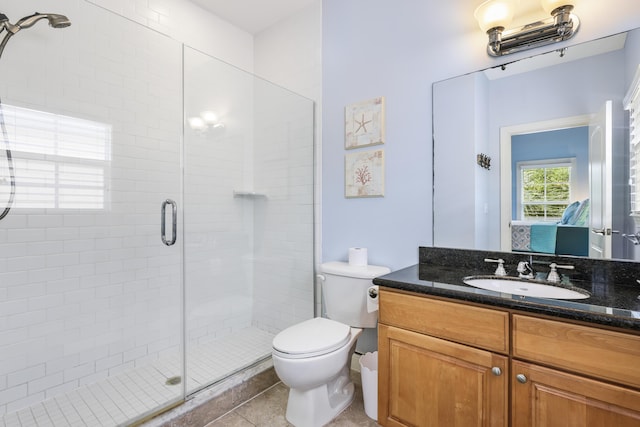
xmin=161 ymin=199 xmax=177 ymax=246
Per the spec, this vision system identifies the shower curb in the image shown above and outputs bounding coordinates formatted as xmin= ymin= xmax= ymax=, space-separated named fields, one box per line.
xmin=141 ymin=359 xmax=278 ymax=427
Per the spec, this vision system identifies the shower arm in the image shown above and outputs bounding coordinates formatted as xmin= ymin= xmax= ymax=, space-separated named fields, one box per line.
xmin=0 ymin=13 xmax=15 ymax=58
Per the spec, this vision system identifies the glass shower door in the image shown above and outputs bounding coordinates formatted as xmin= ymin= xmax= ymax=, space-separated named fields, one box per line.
xmin=183 ymin=47 xmax=315 ymax=394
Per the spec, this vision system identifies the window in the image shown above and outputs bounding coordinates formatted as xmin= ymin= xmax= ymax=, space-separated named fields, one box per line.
xmin=517 ymin=158 xmax=576 ymax=221
xmin=625 ymin=65 xmax=640 ymax=216
xmin=0 ymin=104 xmax=111 ymax=209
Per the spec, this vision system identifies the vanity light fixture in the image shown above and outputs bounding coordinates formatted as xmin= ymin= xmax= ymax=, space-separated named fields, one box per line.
xmin=474 ymin=0 xmax=580 ymax=56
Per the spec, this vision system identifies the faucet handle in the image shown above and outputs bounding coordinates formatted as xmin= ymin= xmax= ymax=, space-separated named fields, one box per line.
xmin=484 ymin=258 xmax=507 ymax=276
xmin=547 ymin=263 xmax=574 ymax=283
xmin=550 ymin=262 xmax=575 ymax=271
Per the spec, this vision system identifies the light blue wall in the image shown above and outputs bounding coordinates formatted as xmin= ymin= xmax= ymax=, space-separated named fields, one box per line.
xmin=625 ymin=26 xmax=640 ymax=84
xmin=486 ymin=49 xmax=628 ymax=251
xmin=432 ymin=74 xmax=480 ymax=249
xmin=322 ymin=0 xmax=640 ymax=271
xmin=511 ymin=127 xmax=589 ymax=219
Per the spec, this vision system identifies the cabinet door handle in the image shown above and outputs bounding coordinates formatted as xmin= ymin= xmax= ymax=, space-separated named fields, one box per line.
xmin=516 ymin=374 xmax=528 ymax=384
xmin=491 ymin=367 xmax=502 ymax=376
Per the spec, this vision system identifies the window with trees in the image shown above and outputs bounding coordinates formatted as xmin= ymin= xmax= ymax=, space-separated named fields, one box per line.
xmin=517 ymin=158 xmax=576 ymax=221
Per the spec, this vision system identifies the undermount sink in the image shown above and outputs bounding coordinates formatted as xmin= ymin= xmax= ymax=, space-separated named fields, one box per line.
xmin=463 ymin=277 xmax=590 ymax=300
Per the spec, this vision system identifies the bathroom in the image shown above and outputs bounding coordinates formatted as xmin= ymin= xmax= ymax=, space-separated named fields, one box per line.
xmin=1 ymin=0 xmax=640 ymax=426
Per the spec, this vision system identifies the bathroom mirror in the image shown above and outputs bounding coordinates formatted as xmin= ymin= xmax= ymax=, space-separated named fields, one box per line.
xmin=433 ymin=27 xmax=640 ymax=261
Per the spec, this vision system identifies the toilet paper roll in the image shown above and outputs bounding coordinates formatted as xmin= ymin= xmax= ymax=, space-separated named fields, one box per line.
xmin=366 ymin=285 xmax=379 ymax=313
xmin=348 ymin=247 xmax=368 ymax=266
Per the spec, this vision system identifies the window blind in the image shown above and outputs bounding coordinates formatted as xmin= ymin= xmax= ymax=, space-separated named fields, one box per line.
xmin=0 ymin=104 xmax=111 ymax=209
xmin=624 ymin=65 xmax=640 ymax=215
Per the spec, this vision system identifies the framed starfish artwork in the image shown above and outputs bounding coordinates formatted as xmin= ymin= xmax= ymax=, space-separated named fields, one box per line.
xmin=344 ymin=97 xmax=385 ymax=149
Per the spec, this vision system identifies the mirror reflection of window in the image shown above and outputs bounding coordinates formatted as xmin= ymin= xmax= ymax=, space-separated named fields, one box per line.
xmin=0 ymin=104 xmax=111 ymax=209
xmin=517 ymin=159 xmax=575 ymax=221
xmin=625 ymin=65 xmax=640 ymax=216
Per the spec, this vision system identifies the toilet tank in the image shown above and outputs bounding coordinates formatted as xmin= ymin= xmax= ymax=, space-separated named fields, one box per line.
xmin=320 ymin=261 xmax=391 ymax=328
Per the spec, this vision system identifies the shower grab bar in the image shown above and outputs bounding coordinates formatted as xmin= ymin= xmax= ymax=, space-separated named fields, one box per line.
xmin=161 ymin=199 xmax=177 ymax=246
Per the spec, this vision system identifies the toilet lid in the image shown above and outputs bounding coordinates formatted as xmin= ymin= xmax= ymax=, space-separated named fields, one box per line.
xmin=272 ymin=317 xmax=351 ymax=356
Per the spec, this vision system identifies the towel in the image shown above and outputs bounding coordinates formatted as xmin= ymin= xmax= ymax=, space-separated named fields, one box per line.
xmin=530 ymin=223 xmax=557 ymax=254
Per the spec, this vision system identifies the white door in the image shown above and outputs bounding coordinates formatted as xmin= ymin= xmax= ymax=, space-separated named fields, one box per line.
xmin=588 ymin=100 xmax=613 ymax=258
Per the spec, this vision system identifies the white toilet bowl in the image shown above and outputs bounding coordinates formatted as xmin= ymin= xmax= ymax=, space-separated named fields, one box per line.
xmin=272 ymin=317 xmax=362 ymax=427
xmin=272 ymin=262 xmax=390 ymax=427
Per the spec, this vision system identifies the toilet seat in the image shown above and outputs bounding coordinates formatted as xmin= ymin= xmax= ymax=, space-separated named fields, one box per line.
xmin=272 ymin=317 xmax=351 ymax=359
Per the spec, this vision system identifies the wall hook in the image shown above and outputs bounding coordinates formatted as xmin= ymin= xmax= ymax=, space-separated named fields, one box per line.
xmin=477 ymin=153 xmax=491 ymax=170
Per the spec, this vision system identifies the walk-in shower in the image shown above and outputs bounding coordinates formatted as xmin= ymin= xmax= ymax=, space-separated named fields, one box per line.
xmin=0 ymin=2 xmax=314 ymax=426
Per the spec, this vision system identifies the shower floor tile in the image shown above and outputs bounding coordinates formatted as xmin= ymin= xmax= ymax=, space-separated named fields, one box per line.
xmin=0 ymin=327 xmax=275 ymax=427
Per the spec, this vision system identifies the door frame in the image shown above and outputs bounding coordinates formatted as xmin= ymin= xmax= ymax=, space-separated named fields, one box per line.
xmin=588 ymin=100 xmax=614 ymax=258
xmin=499 ymin=114 xmax=591 ymax=251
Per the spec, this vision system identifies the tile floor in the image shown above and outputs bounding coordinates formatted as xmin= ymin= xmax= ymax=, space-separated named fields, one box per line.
xmin=204 ymin=371 xmax=380 ymax=427
xmin=0 ymin=327 xmax=274 ymax=427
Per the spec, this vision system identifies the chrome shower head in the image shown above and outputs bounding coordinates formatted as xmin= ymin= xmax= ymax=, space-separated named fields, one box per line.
xmin=47 ymin=14 xmax=72 ymax=29
xmin=0 ymin=12 xmax=71 ymax=59
xmin=15 ymin=12 xmax=71 ymax=31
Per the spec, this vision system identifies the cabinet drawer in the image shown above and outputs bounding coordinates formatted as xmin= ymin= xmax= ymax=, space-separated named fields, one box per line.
xmin=379 ymin=289 xmax=509 ymax=353
xmin=513 ymin=315 xmax=640 ymax=388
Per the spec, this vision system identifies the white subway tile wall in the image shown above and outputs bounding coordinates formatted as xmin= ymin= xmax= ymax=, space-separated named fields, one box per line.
xmin=1 ymin=1 xmax=315 ymax=425
xmin=252 ymin=1 xmax=322 ymax=318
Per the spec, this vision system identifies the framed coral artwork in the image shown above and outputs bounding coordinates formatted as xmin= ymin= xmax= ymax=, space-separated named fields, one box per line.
xmin=344 ymin=97 xmax=385 ymax=149
xmin=345 ymin=149 xmax=385 ymax=198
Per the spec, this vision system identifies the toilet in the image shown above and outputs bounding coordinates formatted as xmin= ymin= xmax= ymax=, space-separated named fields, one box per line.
xmin=272 ymin=261 xmax=391 ymax=427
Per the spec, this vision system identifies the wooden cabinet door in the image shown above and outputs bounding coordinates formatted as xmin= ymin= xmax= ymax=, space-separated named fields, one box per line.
xmin=512 ymin=360 xmax=640 ymax=427
xmin=378 ymin=324 xmax=508 ymax=427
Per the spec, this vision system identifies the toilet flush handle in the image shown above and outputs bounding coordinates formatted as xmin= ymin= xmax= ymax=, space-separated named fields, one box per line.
xmin=368 ymin=287 xmax=378 ymax=298
xmin=317 ymin=274 xmax=326 ymax=282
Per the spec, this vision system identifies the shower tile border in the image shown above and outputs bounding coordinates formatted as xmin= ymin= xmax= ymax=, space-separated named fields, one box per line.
xmin=142 ymin=360 xmax=278 ymax=427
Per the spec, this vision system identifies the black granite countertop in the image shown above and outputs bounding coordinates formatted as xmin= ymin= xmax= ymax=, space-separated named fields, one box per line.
xmin=373 ymin=247 xmax=640 ymax=332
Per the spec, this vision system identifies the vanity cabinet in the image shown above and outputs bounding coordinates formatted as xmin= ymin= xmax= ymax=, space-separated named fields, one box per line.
xmin=378 ymin=289 xmax=640 ymax=427
xmin=378 ymin=290 xmax=509 ymax=427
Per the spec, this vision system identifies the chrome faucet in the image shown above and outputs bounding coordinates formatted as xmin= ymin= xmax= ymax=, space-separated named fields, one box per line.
xmin=516 ymin=261 xmax=535 ymax=279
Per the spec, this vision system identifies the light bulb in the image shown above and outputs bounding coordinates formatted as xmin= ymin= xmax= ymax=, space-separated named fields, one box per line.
xmin=200 ymin=111 xmax=218 ymax=125
xmin=474 ymin=0 xmax=519 ymax=32
xmin=188 ymin=117 xmax=206 ymax=130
